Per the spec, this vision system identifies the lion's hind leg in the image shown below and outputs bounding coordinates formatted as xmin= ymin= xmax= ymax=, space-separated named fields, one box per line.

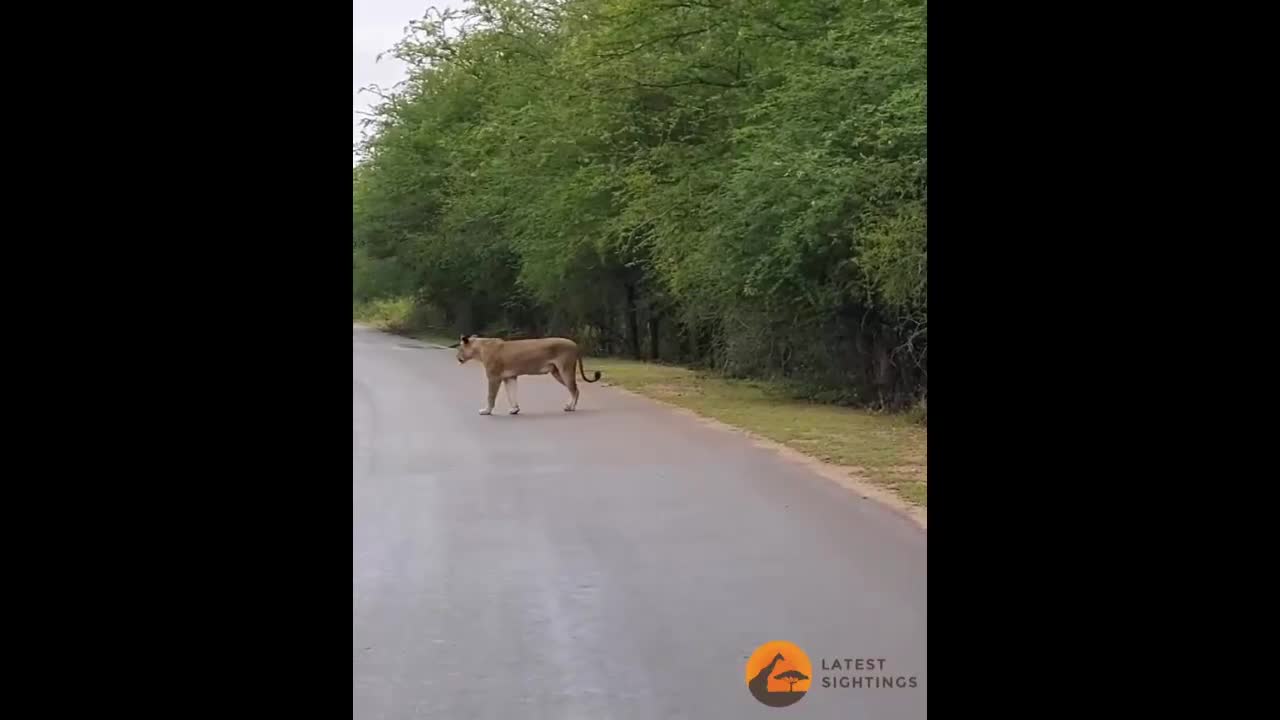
xmin=564 ymin=363 xmax=580 ymax=411
xmin=551 ymin=362 xmax=579 ymax=411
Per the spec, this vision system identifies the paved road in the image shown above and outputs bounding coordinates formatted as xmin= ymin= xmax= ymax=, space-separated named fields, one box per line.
xmin=353 ymin=325 xmax=926 ymax=719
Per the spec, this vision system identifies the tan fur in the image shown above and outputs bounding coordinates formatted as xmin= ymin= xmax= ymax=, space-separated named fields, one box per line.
xmin=454 ymin=335 xmax=600 ymax=415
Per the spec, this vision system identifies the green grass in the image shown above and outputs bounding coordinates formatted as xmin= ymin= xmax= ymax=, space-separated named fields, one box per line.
xmin=353 ymin=297 xmax=416 ymax=332
xmin=353 ymin=298 xmax=455 ymax=346
xmin=590 ymin=358 xmax=927 ymax=507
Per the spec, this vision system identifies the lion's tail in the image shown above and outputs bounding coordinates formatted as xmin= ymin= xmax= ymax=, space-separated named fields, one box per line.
xmin=579 ymin=355 xmax=601 ymax=383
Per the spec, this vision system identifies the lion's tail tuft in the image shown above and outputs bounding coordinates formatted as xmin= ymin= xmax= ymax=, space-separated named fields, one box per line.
xmin=579 ymin=357 xmax=601 ymax=383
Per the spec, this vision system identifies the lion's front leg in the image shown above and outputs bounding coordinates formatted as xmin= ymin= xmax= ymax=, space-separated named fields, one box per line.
xmin=503 ymin=377 xmax=520 ymax=415
xmin=480 ymin=375 xmax=501 ymax=415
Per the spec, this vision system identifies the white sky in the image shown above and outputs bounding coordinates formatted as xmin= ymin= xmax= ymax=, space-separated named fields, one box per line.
xmin=353 ymin=1 xmax=465 ymax=162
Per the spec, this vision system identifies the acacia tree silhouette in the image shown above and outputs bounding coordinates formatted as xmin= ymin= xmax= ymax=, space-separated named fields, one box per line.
xmin=774 ymin=669 xmax=809 ymax=693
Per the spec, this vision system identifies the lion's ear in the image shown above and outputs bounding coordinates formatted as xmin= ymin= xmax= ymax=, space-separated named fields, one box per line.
xmin=460 ymin=335 xmax=469 ymax=345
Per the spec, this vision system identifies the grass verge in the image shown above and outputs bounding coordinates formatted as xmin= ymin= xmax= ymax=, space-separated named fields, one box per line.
xmin=589 ymin=358 xmax=927 ymax=508
xmin=353 ymin=298 xmax=455 ymax=347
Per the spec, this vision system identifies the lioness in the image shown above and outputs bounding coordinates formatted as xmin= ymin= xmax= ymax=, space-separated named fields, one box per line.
xmin=452 ymin=334 xmax=601 ymax=415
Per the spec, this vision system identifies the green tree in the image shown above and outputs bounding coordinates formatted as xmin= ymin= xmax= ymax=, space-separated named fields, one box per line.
xmin=353 ymin=0 xmax=927 ymax=409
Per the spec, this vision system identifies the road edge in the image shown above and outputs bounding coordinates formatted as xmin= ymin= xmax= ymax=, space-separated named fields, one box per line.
xmin=602 ymin=383 xmax=928 ymax=531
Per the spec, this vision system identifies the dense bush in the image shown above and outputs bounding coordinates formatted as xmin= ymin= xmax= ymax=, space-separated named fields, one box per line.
xmin=354 ymin=0 xmax=926 ymax=410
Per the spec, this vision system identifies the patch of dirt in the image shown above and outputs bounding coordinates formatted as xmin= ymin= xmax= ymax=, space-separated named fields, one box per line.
xmin=606 ymin=385 xmax=927 ymax=531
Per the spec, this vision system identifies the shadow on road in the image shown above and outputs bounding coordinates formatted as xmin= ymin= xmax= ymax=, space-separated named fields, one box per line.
xmin=476 ymin=408 xmax=601 ymax=421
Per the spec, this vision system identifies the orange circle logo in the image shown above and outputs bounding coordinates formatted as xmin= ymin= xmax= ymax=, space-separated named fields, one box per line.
xmin=745 ymin=640 xmax=812 ymax=707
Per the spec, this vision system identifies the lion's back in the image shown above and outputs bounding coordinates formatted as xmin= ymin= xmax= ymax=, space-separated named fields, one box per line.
xmin=498 ymin=337 xmax=579 ymax=369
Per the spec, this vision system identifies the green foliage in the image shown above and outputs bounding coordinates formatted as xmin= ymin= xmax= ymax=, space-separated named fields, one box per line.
xmin=354 ymin=297 xmax=414 ymax=332
xmin=353 ymin=0 xmax=927 ymax=409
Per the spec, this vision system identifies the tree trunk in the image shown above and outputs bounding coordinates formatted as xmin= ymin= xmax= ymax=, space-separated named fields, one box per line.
xmin=625 ymin=283 xmax=641 ymax=359
xmin=455 ymin=302 xmax=474 ymax=336
xmin=700 ymin=323 xmax=716 ymax=369
xmin=648 ymin=311 xmax=661 ymax=360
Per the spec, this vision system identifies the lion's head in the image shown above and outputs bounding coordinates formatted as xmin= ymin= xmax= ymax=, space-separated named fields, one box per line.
xmin=454 ymin=334 xmax=482 ymax=364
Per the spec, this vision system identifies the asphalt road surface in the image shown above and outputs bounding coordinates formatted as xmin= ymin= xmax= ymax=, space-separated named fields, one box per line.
xmin=353 ymin=325 xmax=927 ymax=719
